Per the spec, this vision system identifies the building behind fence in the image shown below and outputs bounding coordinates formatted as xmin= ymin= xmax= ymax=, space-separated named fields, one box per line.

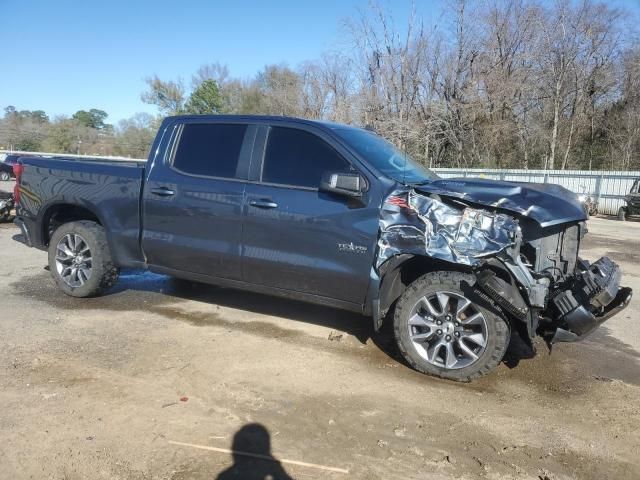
xmin=2 ymin=151 xmax=638 ymax=216
xmin=433 ymin=168 xmax=640 ymax=216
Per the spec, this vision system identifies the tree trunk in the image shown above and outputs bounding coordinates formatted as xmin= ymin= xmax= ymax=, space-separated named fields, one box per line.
xmin=548 ymin=96 xmax=561 ymax=170
xmin=561 ymin=117 xmax=575 ymax=170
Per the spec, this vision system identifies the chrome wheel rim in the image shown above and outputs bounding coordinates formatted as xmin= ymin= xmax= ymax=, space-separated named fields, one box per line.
xmin=55 ymin=233 xmax=92 ymax=287
xmin=408 ymin=291 xmax=488 ymax=370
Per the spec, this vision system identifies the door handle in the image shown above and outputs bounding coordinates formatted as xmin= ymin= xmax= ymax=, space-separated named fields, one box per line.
xmin=249 ymin=199 xmax=278 ymax=209
xmin=150 ymin=187 xmax=175 ymax=197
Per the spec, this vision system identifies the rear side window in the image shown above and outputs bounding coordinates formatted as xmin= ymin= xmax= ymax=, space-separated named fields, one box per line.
xmin=262 ymin=127 xmax=349 ymax=188
xmin=172 ymin=123 xmax=247 ymax=178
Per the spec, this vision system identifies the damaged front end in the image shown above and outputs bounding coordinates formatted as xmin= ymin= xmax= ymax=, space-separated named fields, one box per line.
xmin=377 ymin=187 xmax=632 ymax=344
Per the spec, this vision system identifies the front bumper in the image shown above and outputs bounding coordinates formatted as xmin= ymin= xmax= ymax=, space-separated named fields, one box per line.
xmin=551 ymin=256 xmax=632 ymax=342
xmin=552 ymin=286 xmax=633 ymax=342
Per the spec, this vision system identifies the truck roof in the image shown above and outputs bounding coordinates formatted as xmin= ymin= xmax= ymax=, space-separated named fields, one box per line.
xmin=165 ymin=114 xmax=364 ymax=132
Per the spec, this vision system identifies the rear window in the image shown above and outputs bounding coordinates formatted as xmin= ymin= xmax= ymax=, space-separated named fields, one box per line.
xmin=172 ymin=123 xmax=247 ymax=178
xmin=262 ymin=127 xmax=349 ymax=188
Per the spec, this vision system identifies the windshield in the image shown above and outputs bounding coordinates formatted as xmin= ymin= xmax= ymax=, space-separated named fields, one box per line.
xmin=333 ymin=127 xmax=438 ymax=184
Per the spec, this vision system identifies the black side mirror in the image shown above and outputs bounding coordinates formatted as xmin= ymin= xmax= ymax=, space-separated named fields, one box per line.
xmin=320 ymin=171 xmax=365 ymax=197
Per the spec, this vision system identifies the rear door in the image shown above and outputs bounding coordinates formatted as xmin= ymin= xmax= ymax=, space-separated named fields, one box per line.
xmin=142 ymin=120 xmax=254 ymax=280
xmin=242 ymin=125 xmax=380 ymax=305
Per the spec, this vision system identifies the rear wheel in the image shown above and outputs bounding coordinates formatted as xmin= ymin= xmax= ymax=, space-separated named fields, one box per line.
xmin=618 ymin=207 xmax=627 ymax=221
xmin=393 ymin=271 xmax=509 ymax=382
xmin=48 ymin=221 xmax=119 ymax=297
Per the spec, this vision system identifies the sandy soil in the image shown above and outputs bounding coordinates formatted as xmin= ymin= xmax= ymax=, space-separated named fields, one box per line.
xmin=0 ymin=184 xmax=639 ymax=479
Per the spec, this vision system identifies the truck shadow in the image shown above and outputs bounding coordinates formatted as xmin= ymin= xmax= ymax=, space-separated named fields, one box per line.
xmin=111 ymin=271 xmax=535 ymax=372
xmin=12 ymin=269 xmax=638 ymax=386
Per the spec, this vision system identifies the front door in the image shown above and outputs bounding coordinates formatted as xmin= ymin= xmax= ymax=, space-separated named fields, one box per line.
xmin=242 ymin=125 xmax=380 ymax=304
xmin=142 ymin=121 xmax=253 ymax=280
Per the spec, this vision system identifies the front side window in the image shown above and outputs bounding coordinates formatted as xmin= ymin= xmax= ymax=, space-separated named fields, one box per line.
xmin=172 ymin=123 xmax=247 ymax=178
xmin=262 ymin=127 xmax=350 ymax=188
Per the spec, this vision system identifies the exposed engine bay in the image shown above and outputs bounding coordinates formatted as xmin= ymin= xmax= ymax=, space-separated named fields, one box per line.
xmin=376 ymin=187 xmax=633 ymax=344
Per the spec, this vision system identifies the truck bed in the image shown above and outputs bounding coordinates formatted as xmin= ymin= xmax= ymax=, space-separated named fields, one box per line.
xmin=16 ymin=155 xmax=146 ymax=267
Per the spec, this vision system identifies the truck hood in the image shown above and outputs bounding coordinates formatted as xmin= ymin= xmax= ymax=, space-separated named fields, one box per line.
xmin=415 ymin=177 xmax=587 ymax=227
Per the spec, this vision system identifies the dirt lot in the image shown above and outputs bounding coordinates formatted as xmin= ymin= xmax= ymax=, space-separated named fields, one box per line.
xmin=1 ymin=182 xmax=639 ymax=479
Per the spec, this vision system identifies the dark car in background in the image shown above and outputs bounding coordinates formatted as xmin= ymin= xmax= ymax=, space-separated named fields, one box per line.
xmin=0 ymin=154 xmax=33 ymax=181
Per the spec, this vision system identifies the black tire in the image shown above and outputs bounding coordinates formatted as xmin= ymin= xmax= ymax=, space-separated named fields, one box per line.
xmin=618 ymin=207 xmax=627 ymax=221
xmin=0 ymin=171 xmax=10 ymax=181
xmin=393 ymin=271 xmax=510 ymax=382
xmin=48 ymin=221 xmax=119 ymax=297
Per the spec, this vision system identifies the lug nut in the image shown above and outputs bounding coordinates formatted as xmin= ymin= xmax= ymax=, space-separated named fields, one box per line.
xmin=445 ymin=335 xmax=452 ymax=341
xmin=437 ymin=329 xmax=443 ymax=336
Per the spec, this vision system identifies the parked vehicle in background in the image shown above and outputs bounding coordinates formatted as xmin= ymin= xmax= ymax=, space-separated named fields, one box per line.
xmin=0 ymin=191 xmax=15 ymax=222
xmin=0 ymin=154 xmax=22 ymax=181
xmin=577 ymin=186 xmax=598 ymax=217
xmin=0 ymin=154 xmax=38 ymax=181
xmin=11 ymin=115 xmax=633 ymax=382
xmin=618 ymin=178 xmax=640 ymax=221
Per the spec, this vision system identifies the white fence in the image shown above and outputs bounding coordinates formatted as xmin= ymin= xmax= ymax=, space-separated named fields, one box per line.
xmin=0 ymin=149 xmax=142 ymax=162
xmin=433 ymin=168 xmax=640 ymax=215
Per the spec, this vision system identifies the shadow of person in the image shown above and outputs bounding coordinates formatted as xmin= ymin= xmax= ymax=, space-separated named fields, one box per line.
xmin=216 ymin=423 xmax=293 ymax=480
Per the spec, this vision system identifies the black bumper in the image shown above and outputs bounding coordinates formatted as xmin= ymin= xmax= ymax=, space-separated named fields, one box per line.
xmin=552 ymin=286 xmax=633 ymax=343
xmin=551 ymin=257 xmax=632 ymax=343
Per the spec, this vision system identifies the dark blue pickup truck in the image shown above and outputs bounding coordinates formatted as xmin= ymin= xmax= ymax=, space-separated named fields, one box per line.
xmin=13 ymin=115 xmax=632 ymax=381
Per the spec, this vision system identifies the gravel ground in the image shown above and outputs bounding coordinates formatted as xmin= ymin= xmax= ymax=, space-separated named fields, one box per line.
xmin=0 ymin=179 xmax=639 ymax=480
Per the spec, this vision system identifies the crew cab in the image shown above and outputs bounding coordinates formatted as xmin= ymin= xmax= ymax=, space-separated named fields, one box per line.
xmin=13 ymin=115 xmax=632 ymax=381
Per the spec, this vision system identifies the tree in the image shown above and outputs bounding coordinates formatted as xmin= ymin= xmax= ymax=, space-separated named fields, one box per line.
xmin=42 ymin=117 xmax=80 ymax=153
xmin=184 ymin=79 xmax=223 ymax=114
xmin=256 ymin=64 xmax=303 ymax=115
xmin=141 ymin=76 xmax=185 ymax=115
xmin=72 ymin=109 xmax=108 ymax=129
xmin=113 ymin=113 xmax=159 ymax=158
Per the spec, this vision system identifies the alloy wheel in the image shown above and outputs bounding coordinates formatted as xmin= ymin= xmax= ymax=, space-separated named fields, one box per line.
xmin=407 ymin=291 xmax=488 ymax=369
xmin=55 ymin=233 xmax=92 ymax=287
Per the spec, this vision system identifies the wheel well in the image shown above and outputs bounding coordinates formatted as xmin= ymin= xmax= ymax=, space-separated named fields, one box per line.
xmin=378 ymin=255 xmax=471 ymax=318
xmin=43 ymin=204 xmax=101 ymax=246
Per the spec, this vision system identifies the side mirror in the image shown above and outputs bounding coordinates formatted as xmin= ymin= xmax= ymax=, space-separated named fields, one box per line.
xmin=320 ymin=171 xmax=365 ymax=198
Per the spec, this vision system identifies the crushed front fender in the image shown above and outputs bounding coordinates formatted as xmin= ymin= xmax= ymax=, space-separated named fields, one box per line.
xmin=376 ymin=188 xmax=519 ymax=269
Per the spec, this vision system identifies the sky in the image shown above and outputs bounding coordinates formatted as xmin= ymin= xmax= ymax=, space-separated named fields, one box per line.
xmin=1 ymin=0 xmax=638 ymax=124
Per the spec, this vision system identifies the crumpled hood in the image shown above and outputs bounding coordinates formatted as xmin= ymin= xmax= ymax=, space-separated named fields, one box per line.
xmin=415 ymin=177 xmax=586 ymax=227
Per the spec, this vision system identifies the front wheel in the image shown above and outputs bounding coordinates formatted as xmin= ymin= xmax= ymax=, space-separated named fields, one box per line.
xmin=48 ymin=221 xmax=119 ymax=297
xmin=618 ymin=207 xmax=627 ymax=221
xmin=393 ymin=271 xmax=510 ymax=382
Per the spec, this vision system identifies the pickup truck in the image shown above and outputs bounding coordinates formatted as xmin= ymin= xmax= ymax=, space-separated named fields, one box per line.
xmin=13 ymin=115 xmax=632 ymax=381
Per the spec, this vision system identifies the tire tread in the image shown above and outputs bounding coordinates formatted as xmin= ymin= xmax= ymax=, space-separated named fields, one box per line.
xmin=393 ymin=271 xmax=509 ymax=382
